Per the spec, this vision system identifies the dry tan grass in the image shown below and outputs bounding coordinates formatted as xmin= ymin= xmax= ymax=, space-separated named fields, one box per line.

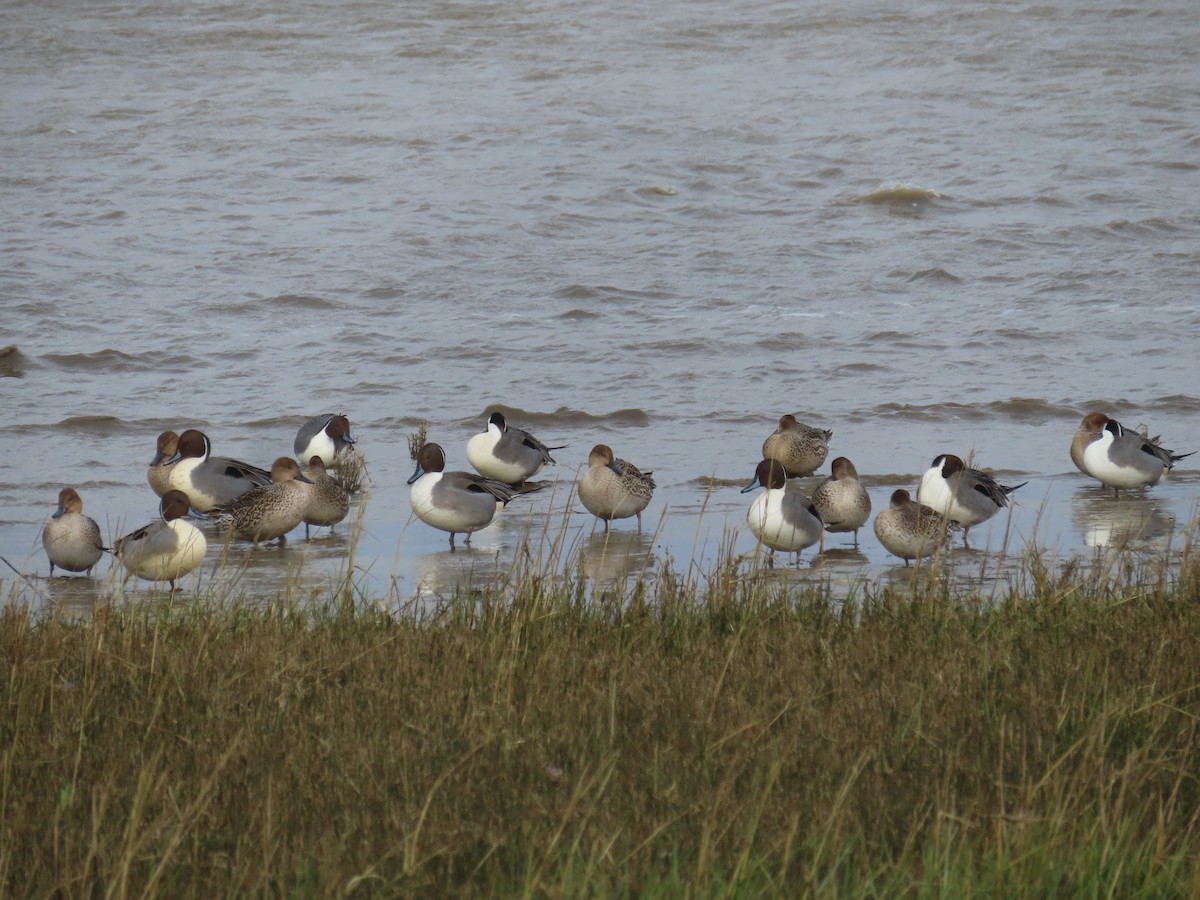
xmin=3 ymin=541 xmax=1200 ymax=897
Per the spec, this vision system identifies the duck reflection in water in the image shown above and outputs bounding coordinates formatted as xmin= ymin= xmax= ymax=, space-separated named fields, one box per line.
xmin=1072 ymin=487 xmax=1176 ymax=550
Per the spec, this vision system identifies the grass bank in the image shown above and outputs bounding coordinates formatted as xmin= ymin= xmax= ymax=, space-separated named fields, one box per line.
xmin=3 ymin=549 xmax=1200 ymax=897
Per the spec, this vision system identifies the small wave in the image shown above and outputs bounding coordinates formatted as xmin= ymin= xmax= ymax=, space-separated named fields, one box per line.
xmin=871 ymin=398 xmax=1077 ymax=425
xmin=266 ymin=293 xmax=341 ymax=310
xmin=835 ymin=362 xmax=885 ymax=374
xmin=982 ymin=328 xmax=1048 ymax=342
xmin=554 ymin=284 xmax=600 ymax=300
xmin=89 ymin=108 xmax=152 ymax=120
xmin=1154 ymin=160 xmax=1199 ymax=172
xmin=905 ymin=267 xmax=962 ymax=284
xmin=754 ymin=333 xmax=817 ymax=352
xmin=635 ymin=184 xmax=678 ymax=197
xmin=244 ymin=415 xmax=324 ymax=430
xmin=0 ymin=344 xmax=28 ymax=378
xmin=42 ymin=349 xmax=194 ymax=373
xmin=853 ymin=182 xmax=944 ymax=205
xmin=855 ymin=331 xmax=946 ymax=351
xmin=621 ymin=338 xmax=711 ymax=356
xmin=362 ymin=286 xmax=405 ymax=300
xmin=1107 ymin=217 xmax=1182 ymax=236
xmin=53 ymin=415 xmax=126 ymax=435
xmin=556 ymin=308 xmax=602 ymax=321
xmin=471 ymin=405 xmax=651 ymax=428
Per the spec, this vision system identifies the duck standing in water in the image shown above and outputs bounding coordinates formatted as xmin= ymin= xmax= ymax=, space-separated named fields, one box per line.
xmin=300 ymin=456 xmax=351 ymax=538
xmin=578 ymin=443 xmax=656 ymax=530
xmin=917 ymin=454 xmax=1025 ymax=547
xmin=761 ymin=414 xmax=832 ymax=478
xmin=409 ymin=442 xmax=517 ymax=549
xmin=873 ymin=489 xmax=952 ymax=566
xmin=1071 ymin=412 xmax=1192 ymax=496
xmin=294 ymin=414 xmax=357 ymax=467
xmin=41 ymin=487 xmax=106 ymax=576
xmin=466 ymin=411 xmax=561 ymax=486
xmin=811 ymin=456 xmax=871 ymax=547
xmin=113 ymin=490 xmax=207 ymax=590
xmin=166 ymin=429 xmax=272 ymax=512
xmin=741 ymin=458 xmax=824 ymax=566
xmin=211 ymin=457 xmax=314 ymax=543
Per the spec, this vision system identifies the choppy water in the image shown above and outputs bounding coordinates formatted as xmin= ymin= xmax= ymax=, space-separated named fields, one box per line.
xmin=3 ymin=0 xmax=1199 ymax=610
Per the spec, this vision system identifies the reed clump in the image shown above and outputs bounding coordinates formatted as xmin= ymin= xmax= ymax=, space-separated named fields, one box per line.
xmin=3 ymin=549 xmax=1200 ymax=897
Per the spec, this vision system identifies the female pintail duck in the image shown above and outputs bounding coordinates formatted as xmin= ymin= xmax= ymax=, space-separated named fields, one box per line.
xmin=1072 ymin=412 xmax=1192 ymax=496
xmin=466 ymin=411 xmax=562 ymax=486
xmin=762 ymin=414 xmax=832 ymax=478
xmin=211 ymin=457 xmax=314 ymax=543
xmin=811 ymin=457 xmax=872 ymax=547
xmin=147 ymin=430 xmax=179 ymax=497
xmin=166 ymin=429 xmax=272 ymax=513
xmin=41 ymin=487 xmax=106 ymax=576
xmin=917 ymin=454 xmax=1026 ymax=547
xmin=741 ymin=458 xmax=824 ymax=566
xmin=300 ymin=456 xmax=350 ymax=538
xmin=409 ymin=442 xmax=517 ymax=549
xmin=294 ymin=414 xmax=356 ymax=467
xmin=578 ymin=444 xmax=656 ymax=530
xmin=873 ymin=489 xmax=952 ymax=565
xmin=113 ymin=490 xmax=207 ymax=589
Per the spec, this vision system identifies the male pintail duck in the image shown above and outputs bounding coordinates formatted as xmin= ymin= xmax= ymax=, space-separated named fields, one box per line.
xmin=147 ymin=430 xmax=179 ymax=497
xmin=811 ymin=457 xmax=872 ymax=547
xmin=873 ymin=489 xmax=952 ymax=565
xmin=300 ymin=456 xmax=350 ymax=538
xmin=741 ymin=458 xmax=824 ymax=566
xmin=762 ymin=414 xmax=832 ymax=478
xmin=113 ymin=490 xmax=207 ymax=590
xmin=295 ymin=414 xmax=356 ymax=467
xmin=578 ymin=444 xmax=656 ymax=530
xmin=409 ymin=442 xmax=517 ymax=549
xmin=917 ymin=454 xmax=1026 ymax=547
xmin=466 ymin=411 xmax=561 ymax=485
xmin=211 ymin=457 xmax=313 ymax=543
xmin=1072 ymin=412 xmax=1193 ymax=496
xmin=41 ymin=487 xmax=106 ymax=576
xmin=166 ymin=429 xmax=272 ymax=513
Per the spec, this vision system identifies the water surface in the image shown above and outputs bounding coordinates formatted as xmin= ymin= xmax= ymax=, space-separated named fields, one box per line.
xmin=3 ymin=0 xmax=1199 ymax=609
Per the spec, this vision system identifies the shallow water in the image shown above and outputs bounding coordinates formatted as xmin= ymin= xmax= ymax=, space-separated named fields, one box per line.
xmin=3 ymin=0 xmax=1199 ymax=610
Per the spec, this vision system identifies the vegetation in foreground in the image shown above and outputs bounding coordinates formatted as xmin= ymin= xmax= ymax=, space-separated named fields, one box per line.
xmin=3 ymin=547 xmax=1200 ymax=898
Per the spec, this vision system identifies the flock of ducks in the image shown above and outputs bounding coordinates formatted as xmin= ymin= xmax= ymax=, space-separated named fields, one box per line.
xmin=37 ymin=409 xmax=1194 ymax=589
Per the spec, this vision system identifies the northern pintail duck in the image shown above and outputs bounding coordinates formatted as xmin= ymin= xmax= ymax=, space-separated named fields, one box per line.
xmin=300 ymin=456 xmax=351 ymax=537
xmin=762 ymin=414 xmax=832 ymax=478
xmin=41 ymin=487 xmax=106 ymax=576
xmin=295 ymin=414 xmax=357 ymax=467
xmin=409 ymin=442 xmax=517 ymax=549
xmin=916 ymin=454 xmax=1026 ymax=547
xmin=212 ymin=457 xmax=313 ymax=543
xmin=811 ymin=457 xmax=872 ymax=547
xmin=741 ymin=458 xmax=824 ymax=565
xmin=873 ymin=489 xmax=952 ymax=565
xmin=466 ymin=411 xmax=561 ymax=485
xmin=147 ymin=430 xmax=179 ymax=498
xmin=1072 ymin=412 xmax=1193 ymax=495
xmin=166 ymin=429 xmax=272 ymax=513
xmin=578 ymin=443 xmax=656 ymax=530
xmin=113 ymin=490 xmax=207 ymax=589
